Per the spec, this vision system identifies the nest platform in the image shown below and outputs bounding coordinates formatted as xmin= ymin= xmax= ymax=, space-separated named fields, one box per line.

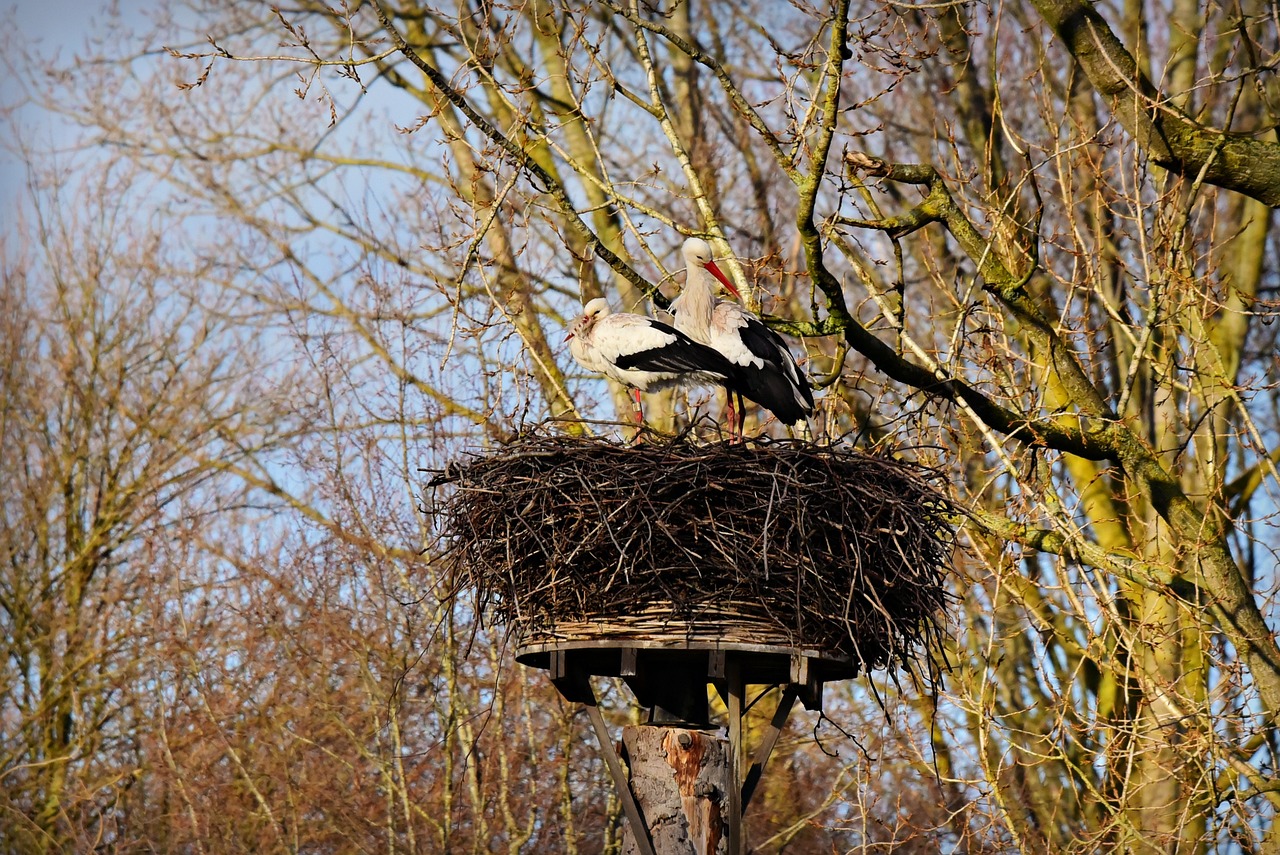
xmin=428 ymin=433 xmax=955 ymax=689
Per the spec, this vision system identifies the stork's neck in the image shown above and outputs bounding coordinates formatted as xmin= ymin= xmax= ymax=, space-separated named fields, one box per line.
xmin=675 ymin=266 xmax=717 ymax=343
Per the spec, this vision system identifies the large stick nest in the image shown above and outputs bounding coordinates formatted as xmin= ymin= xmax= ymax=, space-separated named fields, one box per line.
xmin=428 ymin=434 xmax=956 ymax=672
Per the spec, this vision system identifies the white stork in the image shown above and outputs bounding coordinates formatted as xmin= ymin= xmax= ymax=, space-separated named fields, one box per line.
xmin=565 ymin=297 xmax=739 ymax=424
xmin=672 ymin=237 xmax=814 ymax=436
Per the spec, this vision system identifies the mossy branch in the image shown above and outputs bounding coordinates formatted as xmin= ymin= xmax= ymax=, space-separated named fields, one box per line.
xmin=371 ymin=0 xmax=666 ymax=305
xmin=1030 ymin=0 xmax=1280 ymax=207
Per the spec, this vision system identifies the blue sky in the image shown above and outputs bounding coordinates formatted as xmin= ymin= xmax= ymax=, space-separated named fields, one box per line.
xmin=1 ymin=0 xmax=154 ymax=208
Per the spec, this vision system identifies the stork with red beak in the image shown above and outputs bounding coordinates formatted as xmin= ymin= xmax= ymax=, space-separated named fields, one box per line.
xmin=672 ymin=237 xmax=814 ymax=435
xmin=565 ymin=297 xmax=739 ymax=424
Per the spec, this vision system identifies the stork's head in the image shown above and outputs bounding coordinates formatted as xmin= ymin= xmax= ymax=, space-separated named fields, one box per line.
xmin=680 ymin=237 xmax=741 ymax=299
xmin=565 ymin=297 xmax=611 ymax=341
xmin=682 ymin=237 xmax=714 ymax=266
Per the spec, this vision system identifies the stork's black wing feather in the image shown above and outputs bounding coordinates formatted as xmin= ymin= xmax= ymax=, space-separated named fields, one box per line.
xmin=614 ymin=320 xmax=736 ymax=378
xmin=735 ymin=317 xmax=816 ymax=414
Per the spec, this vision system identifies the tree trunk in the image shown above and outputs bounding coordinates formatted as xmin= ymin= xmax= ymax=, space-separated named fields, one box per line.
xmin=621 ymin=727 xmax=731 ymax=855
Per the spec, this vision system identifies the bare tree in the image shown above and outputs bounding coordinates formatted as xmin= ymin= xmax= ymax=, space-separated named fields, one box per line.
xmin=0 ymin=157 xmax=287 ymax=850
xmin=5 ymin=0 xmax=1280 ymax=851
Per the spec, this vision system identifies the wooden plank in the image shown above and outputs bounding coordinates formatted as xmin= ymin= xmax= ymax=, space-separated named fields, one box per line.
xmin=581 ymin=683 xmax=656 ymax=855
xmin=789 ymin=653 xmax=809 ymax=685
xmin=549 ymin=651 xmax=596 ymax=706
xmin=727 ymin=657 xmax=744 ymax=855
xmin=711 ymin=679 xmax=728 ymax=709
xmin=798 ymin=678 xmax=824 ymax=713
xmin=514 ymin=637 xmax=858 ymax=685
xmin=742 ymin=685 xmax=799 ymax=813
xmin=708 ymin=649 xmax=726 ymax=679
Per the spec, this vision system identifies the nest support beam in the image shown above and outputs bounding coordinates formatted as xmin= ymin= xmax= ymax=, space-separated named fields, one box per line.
xmin=727 ymin=659 xmax=744 ymax=855
xmin=742 ymin=684 xmax=799 ymax=813
xmin=551 ymin=654 xmax=657 ymax=855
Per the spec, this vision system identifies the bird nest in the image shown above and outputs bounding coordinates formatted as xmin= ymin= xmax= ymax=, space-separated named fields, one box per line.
xmin=427 ymin=433 xmax=956 ymax=673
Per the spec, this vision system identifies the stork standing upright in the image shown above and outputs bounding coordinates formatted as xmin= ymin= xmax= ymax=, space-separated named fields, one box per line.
xmin=565 ymin=297 xmax=739 ymax=425
xmin=672 ymin=237 xmax=814 ymax=437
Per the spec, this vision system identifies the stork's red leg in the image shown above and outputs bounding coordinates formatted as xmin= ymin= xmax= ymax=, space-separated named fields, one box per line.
xmin=632 ymin=388 xmax=644 ymax=424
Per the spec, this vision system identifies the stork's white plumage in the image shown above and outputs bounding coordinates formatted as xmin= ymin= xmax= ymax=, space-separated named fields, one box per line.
xmin=566 ymin=297 xmax=738 ymax=422
xmin=672 ymin=238 xmax=814 ymax=431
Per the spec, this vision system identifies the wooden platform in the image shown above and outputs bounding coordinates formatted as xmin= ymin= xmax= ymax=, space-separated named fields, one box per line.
xmin=516 ymin=633 xmax=858 ymax=728
xmin=515 ymin=636 xmax=859 ymax=688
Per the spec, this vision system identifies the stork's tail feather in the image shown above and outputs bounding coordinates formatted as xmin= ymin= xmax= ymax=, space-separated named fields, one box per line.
xmin=727 ymin=368 xmax=813 ymax=426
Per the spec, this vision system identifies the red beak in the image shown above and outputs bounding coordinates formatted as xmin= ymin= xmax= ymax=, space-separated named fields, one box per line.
xmin=704 ymin=260 xmax=742 ymax=299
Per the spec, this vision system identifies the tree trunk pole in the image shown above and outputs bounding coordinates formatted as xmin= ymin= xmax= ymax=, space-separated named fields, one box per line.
xmin=620 ymin=726 xmax=732 ymax=855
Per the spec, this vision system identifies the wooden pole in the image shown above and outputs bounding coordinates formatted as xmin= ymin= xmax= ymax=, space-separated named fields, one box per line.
xmin=726 ymin=658 xmax=744 ymax=855
xmin=742 ymin=685 xmax=799 ymax=813
xmin=543 ymin=646 xmax=820 ymax=854
xmin=620 ymin=727 xmax=731 ymax=855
